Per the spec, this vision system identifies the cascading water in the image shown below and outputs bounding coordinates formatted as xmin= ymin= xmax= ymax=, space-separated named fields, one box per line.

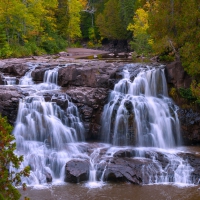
xmin=4 ymin=76 xmax=16 ymax=85
xmin=13 ymin=64 xmax=86 ymax=185
xmin=100 ymin=63 xmax=194 ymax=185
xmin=10 ymin=62 xmax=197 ymax=189
xmin=37 ymin=68 xmax=59 ymax=90
xmin=19 ymin=63 xmax=38 ymax=85
xmin=101 ymin=64 xmax=181 ymax=148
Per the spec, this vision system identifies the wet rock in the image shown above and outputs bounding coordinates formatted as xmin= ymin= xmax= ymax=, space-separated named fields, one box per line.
xmin=66 ymin=86 xmax=109 ymax=140
xmin=0 ymin=73 xmax=4 ymax=85
xmin=179 ymin=152 xmax=200 ymax=184
xmin=45 ymin=173 xmax=53 ymax=183
xmin=0 ymin=86 xmax=24 ymax=124
xmin=65 ymin=159 xmax=90 ymax=183
xmin=113 ymin=149 xmax=133 ymax=158
xmin=31 ymin=67 xmax=47 ymax=82
xmin=97 ymin=157 xmax=160 ymax=184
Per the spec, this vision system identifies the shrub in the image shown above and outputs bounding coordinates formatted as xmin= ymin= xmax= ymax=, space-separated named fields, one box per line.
xmin=0 ymin=115 xmax=30 ymax=200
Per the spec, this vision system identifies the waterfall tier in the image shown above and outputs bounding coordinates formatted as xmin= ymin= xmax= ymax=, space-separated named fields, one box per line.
xmin=13 ymin=64 xmax=85 ymax=185
xmin=101 ymin=64 xmax=181 ymax=148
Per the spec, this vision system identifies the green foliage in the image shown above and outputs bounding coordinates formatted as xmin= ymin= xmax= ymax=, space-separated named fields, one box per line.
xmin=146 ymin=0 xmax=200 ymax=100
xmin=178 ymin=88 xmax=197 ymax=101
xmin=96 ymin=0 xmax=129 ymax=40
xmin=0 ymin=115 xmax=30 ymax=200
xmin=191 ymin=81 xmax=200 ymax=103
xmin=159 ymin=53 xmax=175 ymax=62
xmin=41 ymin=34 xmax=67 ymax=54
xmin=129 ymin=33 xmax=152 ymax=56
xmin=119 ymin=0 xmax=137 ymax=39
xmin=127 ymin=2 xmax=153 ymax=56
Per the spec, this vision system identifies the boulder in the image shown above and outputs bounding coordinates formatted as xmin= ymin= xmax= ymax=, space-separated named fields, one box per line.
xmin=97 ymin=157 xmax=161 ymax=184
xmin=65 ymin=159 xmax=90 ymax=183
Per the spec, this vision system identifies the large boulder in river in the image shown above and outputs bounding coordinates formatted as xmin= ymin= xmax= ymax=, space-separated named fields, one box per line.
xmin=65 ymin=159 xmax=90 ymax=183
xmin=97 ymin=157 xmax=161 ymax=184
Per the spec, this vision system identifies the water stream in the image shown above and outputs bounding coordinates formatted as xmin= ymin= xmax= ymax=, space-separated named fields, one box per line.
xmin=4 ymin=62 xmax=199 ymax=198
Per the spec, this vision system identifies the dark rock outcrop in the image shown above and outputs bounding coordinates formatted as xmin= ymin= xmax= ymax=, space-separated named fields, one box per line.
xmin=95 ymin=148 xmax=200 ymax=185
xmin=165 ymin=61 xmax=200 ymax=144
xmin=0 ymin=63 xmax=30 ymax=77
xmin=179 ymin=109 xmax=200 ymax=145
xmin=0 ymin=73 xmax=4 ymax=85
xmin=0 ymin=86 xmax=24 ymax=124
xmin=97 ymin=157 xmax=161 ymax=184
xmin=65 ymin=159 xmax=90 ymax=183
xmin=66 ymin=86 xmax=109 ymax=139
xmin=58 ymin=62 xmax=118 ymax=89
xmin=165 ymin=61 xmax=192 ymax=88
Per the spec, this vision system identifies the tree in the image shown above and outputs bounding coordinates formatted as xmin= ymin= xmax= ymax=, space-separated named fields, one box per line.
xmin=96 ymin=0 xmax=128 ymax=40
xmin=0 ymin=115 xmax=30 ymax=200
xmin=127 ymin=1 xmax=153 ymax=55
xmin=119 ymin=0 xmax=137 ymax=38
xmin=67 ymin=0 xmax=82 ymax=42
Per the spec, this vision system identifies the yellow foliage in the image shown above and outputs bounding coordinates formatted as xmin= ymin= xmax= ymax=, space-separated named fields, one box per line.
xmin=79 ymin=0 xmax=88 ymax=8
xmin=127 ymin=8 xmax=149 ymax=37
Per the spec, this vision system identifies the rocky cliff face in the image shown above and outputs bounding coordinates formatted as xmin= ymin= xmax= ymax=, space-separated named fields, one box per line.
xmin=0 ymin=58 xmax=200 ymax=145
xmin=165 ymin=61 xmax=200 ymax=145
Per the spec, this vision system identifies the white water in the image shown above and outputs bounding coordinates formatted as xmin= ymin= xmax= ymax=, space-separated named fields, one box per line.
xmin=4 ymin=76 xmax=16 ymax=85
xmin=101 ymin=64 xmax=181 ymax=148
xmin=13 ymin=64 xmax=86 ymax=185
xmin=37 ymin=68 xmax=59 ymax=90
xmin=100 ymin=64 xmax=193 ymax=185
xmin=19 ymin=63 xmax=38 ymax=85
xmin=10 ymin=63 xmax=195 ymax=188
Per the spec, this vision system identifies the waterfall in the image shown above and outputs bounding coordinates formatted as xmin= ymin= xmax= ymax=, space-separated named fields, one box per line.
xmin=37 ymin=68 xmax=59 ymax=90
xmin=13 ymin=64 xmax=85 ymax=185
xmin=10 ymin=62 xmax=195 ymax=187
xmin=101 ymin=64 xmax=181 ymax=148
xmin=4 ymin=76 xmax=16 ymax=85
xmin=19 ymin=63 xmax=38 ymax=85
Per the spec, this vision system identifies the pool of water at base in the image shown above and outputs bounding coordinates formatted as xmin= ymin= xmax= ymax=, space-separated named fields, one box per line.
xmin=19 ymin=182 xmax=200 ymax=200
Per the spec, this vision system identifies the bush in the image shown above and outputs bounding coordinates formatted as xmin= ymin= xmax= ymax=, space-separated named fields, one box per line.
xmin=0 ymin=115 xmax=30 ymax=200
xmin=41 ymin=35 xmax=67 ymax=54
xmin=178 ymin=87 xmax=197 ymax=101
